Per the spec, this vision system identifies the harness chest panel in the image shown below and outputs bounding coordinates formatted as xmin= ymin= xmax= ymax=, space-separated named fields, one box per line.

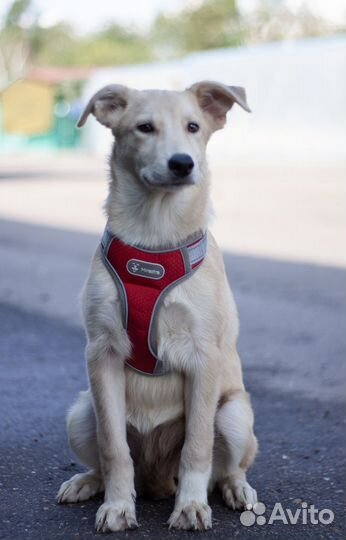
xmin=101 ymin=229 xmax=207 ymax=376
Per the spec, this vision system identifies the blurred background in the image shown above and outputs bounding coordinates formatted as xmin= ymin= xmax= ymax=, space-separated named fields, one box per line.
xmin=0 ymin=0 xmax=345 ymax=158
xmin=0 ymin=2 xmax=345 ymax=538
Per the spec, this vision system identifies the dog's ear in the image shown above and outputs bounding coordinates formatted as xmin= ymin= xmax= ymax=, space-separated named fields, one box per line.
xmin=188 ymin=80 xmax=251 ymax=130
xmin=77 ymin=84 xmax=129 ymax=128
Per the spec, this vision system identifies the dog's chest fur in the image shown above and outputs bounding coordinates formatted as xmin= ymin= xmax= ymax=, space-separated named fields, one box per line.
xmin=125 ymin=368 xmax=184 ymax=433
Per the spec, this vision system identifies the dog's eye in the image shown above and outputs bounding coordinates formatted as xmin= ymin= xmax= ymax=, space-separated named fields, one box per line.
xmin=137 ymin=123 xmax=155 ymax=133
xmin=187 ymin=122 xmax=200 ymax=133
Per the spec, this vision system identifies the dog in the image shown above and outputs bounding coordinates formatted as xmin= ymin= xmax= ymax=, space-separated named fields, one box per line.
xmin=56 ymin=81 xmax=258 ymax=532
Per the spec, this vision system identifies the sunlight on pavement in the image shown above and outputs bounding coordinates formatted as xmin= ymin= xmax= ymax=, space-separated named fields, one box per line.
xmin=0 ymin=153 xmax=345 ymax=268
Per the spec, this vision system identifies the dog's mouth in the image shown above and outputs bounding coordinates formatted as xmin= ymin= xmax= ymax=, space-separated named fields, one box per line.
xmin=141 ymin=172 xmax=194 ymax=191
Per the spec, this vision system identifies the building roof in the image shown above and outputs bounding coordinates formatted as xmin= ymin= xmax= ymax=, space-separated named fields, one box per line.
xmin=27 ymin=66 xmax=94 ymax=84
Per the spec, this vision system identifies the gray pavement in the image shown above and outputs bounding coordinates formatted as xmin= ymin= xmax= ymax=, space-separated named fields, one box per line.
xmin=0 ymin=172 xmax=345 ymax=539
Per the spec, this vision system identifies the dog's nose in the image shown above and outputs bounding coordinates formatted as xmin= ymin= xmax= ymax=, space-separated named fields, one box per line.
xmin=168 ymin=154 xmax=194 ymax=178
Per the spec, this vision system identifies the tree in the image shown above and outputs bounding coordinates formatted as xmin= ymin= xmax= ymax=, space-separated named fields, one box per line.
xmin=4 ymin=0 xmax=31 ymax=28
xmin=151 ymin=0 xmax=244 ymax=59
xmin=37 ymin=24 xmax=152 ymax=67
xmin=0 ymin=0 xmax=35 ymax=84
xmin=0 ymin=2 xmax=153 ymax=85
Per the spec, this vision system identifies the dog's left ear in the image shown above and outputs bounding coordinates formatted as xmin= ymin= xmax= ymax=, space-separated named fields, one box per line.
xmin=188 ymin=80 xmax=251 ymax=130
xmin=77 ymin=84 xmax=129 ymax=128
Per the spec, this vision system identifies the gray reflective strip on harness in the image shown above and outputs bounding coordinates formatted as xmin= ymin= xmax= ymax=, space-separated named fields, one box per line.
xmin=185 ymin=235 xmax=207 ymax=267
xmin=101 ymin=228 xmax=113 ymax=252
xmin=100 ymin=228 xmax=129 ymax=328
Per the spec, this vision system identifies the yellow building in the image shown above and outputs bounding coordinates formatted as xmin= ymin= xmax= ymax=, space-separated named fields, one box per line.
xmin=1 ymin=79 xmax=54 ymax=136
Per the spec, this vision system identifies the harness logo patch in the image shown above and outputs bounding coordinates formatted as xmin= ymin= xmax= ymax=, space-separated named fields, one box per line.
xmin=127 ymin=259 xmax=165 ymax=280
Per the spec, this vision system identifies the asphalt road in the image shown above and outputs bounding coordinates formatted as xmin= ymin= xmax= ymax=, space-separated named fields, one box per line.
xmin=0 ymin=159 xmax=345 ymax=539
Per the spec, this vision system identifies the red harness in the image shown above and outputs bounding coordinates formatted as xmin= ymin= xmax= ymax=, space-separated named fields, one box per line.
xmin=101 ymin=228 xmax=207 ymax=376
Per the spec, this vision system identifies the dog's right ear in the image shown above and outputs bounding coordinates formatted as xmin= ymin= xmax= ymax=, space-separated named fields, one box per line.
xmin=77 ymin=84 xmax=129 ymax=128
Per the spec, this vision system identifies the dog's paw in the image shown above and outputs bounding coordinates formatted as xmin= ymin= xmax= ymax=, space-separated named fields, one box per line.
xmin=95 ymin=501 xmax=138 ymax=532
xmin=56 ymin=472 xmax=103 ymax=504
xmin=222 ymin=478 xmax=257 ymax=510
xmin=168 ymin=501 xmax=212 ymax=530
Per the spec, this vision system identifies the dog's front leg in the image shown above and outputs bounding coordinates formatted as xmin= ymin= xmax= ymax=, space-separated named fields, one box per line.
xmin=168 ymin=353 xmax=220 ymax=531
xmin=87 ymin=341 xmax=137 ymax=533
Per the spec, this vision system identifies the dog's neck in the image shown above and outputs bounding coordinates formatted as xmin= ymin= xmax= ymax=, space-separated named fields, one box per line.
xmin=105 ymin=155 xmax=211 ymax=249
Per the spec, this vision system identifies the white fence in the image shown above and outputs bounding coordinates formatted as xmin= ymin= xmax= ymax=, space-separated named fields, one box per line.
xmin=81 ymin=36 xmax=346 ymax=163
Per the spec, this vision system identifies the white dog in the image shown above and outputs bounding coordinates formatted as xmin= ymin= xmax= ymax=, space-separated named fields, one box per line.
xmin=57 ymin=81 xmax=258 ymax=532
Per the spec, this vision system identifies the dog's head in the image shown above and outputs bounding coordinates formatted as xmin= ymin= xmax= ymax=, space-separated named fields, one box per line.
xmin=78 ymin=81 xmax=250 ymax=191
